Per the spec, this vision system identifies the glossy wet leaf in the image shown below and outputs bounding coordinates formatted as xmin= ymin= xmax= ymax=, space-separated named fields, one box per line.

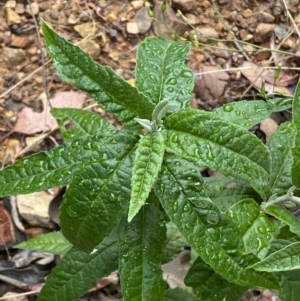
xmin=204 ymin=177 xmax=261 ymax=212
xmin=51 ymin=108 xmax=115 ymax=142
xmin=155 ymin=154 xmax=279 ymax=288
xmin=265 ymin=205 xmax=300 ymax=236
xmin=60 ymin=132 xmax=138 ymax=253
xmin=268 ymin=238 xmax=299 ymax=255
xmin=162 ymin=222 xmax=186 ymax=263
xmin=185 ymin=256 xmax=247 ymax=301
xmin=164 ymin=287 xmax=197 ymax=301
xmin=250 ymin=242 xmax=300 ymax=272
xmin=292 ymin=81 xmax=300 ymax=187
xmin=214 ymin=100 xmax=271 ymax=129
xmin=15 ymin=232 xmax=72 ymax=255
xmin=135 ymin=36 xmax=194 ymax=113
xmin=163 ymin=108 xmax=270 ymax=198
xmin=278 ymin=270 xmax=300 ymax=301
xmin=214 ymin=98 xmax=293 ymax=129
xmin=267 ymin=122 xmax=294 ymax=197
xmin=0 ymin=136 xmax=106 ymax=197
xmin=37 ymin=230 xmax=118 ymax=301
xmin=128 ymin=132 xmax=165 ymax=222
xmin=226 ymin=199 xmax=277 ymax=259
xmin=118 ymin=204 xmax=166 ymax=301
xmin=41 ymin=20 xmax=154 ymax=129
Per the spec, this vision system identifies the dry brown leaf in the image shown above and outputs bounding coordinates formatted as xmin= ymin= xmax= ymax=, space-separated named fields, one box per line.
xmin=0 ymin=138 xmax=21 ymax=164
xmin=0 ymin=207 xmax=16 ymax=246
xmin=241 ymin=61 xmax=297 ymax=97
xmin=194 ymin=65 xmax=230 ymax=100
xmin=12 ymin=91 xmax=87 ymax=135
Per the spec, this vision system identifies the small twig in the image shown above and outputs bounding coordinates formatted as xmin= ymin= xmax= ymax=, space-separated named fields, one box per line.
xmin=0 ymin=274 xmax=29 ymax=290
xmin=194 ymin=65 xmax=300 ymax=76
xmin=210 ymin=0 xmax=251 ymax=61
xmin=262 ymin=186 xmax=300 ymax=208
xmin=10 ymin=196 xmax=25 ymax=232
xmin=0 ymin=291 xmax=40 ymax=300
xmin=87 ymin=2 xmax=107 ymax=22
xmin=0 ymin=60 xmax=51 ymax=99
xmin=26 ymin=0 xmax=51 ymax=107
xmin=282 ymin=0 xmax=300 ymax=38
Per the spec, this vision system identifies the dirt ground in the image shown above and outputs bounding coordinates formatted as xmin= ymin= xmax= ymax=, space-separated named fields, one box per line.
xmin=0 ymin=0 xmax=299 ymax=300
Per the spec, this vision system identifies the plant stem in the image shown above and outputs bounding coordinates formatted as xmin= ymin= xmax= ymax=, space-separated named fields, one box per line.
xmin=262 ymin=186 xmax=300 ymax=208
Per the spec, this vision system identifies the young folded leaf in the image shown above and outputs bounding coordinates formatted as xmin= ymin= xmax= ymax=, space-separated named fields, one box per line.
xmin=128 ymin=132 xmax=165 ymax=222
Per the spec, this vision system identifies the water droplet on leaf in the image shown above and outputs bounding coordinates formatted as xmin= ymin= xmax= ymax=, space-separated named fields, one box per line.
xmin=172 ymin=201 xmax=178 ymax=212
xmin=172 ymin=135 xmax=178 ymax=143
xmin=223 ymin=104 xmax=234 ymax=112
xmin=109 ymin=193 xmax=117 ymax=202
xmin=258 ymin=226 xmax=266 ymax=234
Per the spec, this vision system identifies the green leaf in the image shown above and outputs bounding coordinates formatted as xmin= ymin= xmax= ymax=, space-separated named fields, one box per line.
xmin=155 ymin=154 xmax=279 ymax=288
xmin=267 ymin=97 xmax=292 ymax=112
xmin=15 ymin=232 xmax=72 ymax=255
xmin=162 ymin=222 xmax=186 ymax=263
xmin=267 ymin=122 xmax=294 ymax=197
xmin=278 ymin=270 xmax=300 ymax=301
xmin=226 ymin=199 xmax=277 ymax=259
xmin=185 ymin=257 xmax=247 ymax=301
xmin=41 ymin=20 xmax=154 ymax=128
xmin=135 ymin=36 xmax=194 ymax=112
xmin=204 ymin=177 xmax=261 ymax=212
xmin=0 ymin=137 xmax=103 ymax=197
xmin=268 ymin=239 xmax=298 ymax=255
xmin=214 ymin=99 xmax=293 ymax=129
xmin=163 ymin=108 xmax=270 ymax=198
xmin=214 ymin=100 xmax=271 ymax=128
xmin=118 ymin=204 xmax=166 ymax=301
xmin=164 ymin=288 xmax=197 ymax=301
xmin=51 ymin=108 xmax=115 ymax=141
xmin=37 ymin=229 xmax=118 ymax=301
xmin=250 ymin=242 xmax=300 ymax=272
xmin=128 ymin=132 xmax=165 ymax=222
xmin=265 ymin=205 xmax=300 ymax=236
xmin=292 ymin=81 xmax=300 ymax=187
xmin=59 ymin=132 xmax=138 ymax=253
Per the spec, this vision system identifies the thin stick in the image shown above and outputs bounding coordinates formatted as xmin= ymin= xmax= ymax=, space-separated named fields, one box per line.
xmin=0 ymin=60 xmax=51 ymax=99
xmin=282 ymin=0 xmax=300 ymax=38
xmin=26 ymin=0 xmax=51 ymax=107
xmin=0 ymin=291 xmax=40 ymax=300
